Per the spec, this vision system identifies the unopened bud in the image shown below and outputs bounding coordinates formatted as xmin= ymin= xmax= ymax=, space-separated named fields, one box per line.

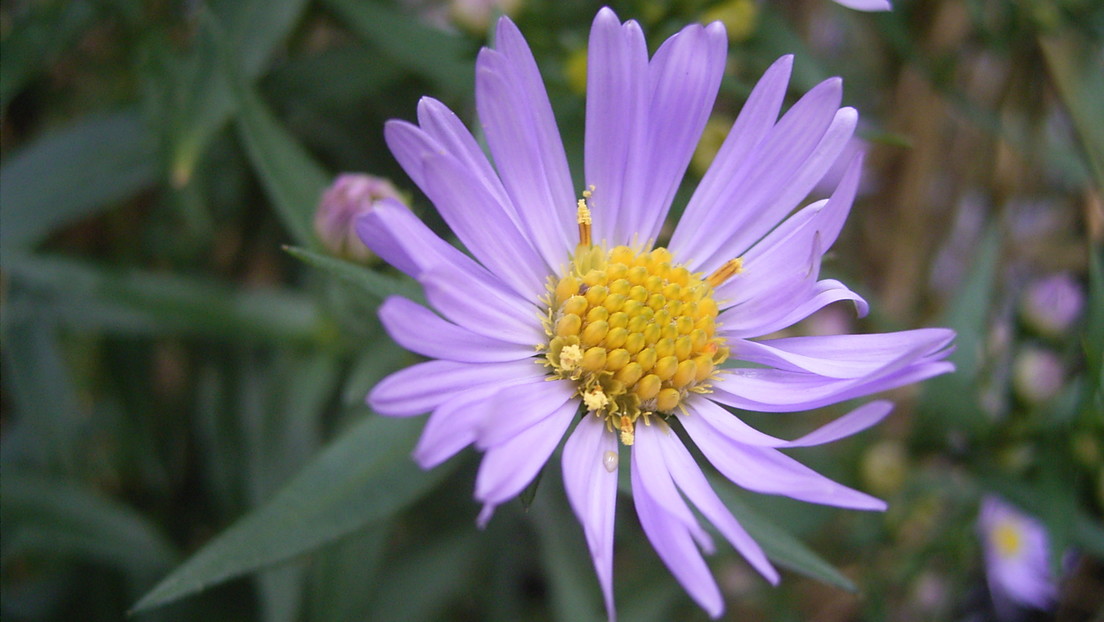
xmin=1021 ymin=273 xmax=1084 ymax=337
xmin=315 ymin=174 xmax=402 ymax=262
xmin=861 ymin=440 xmax=908 ymax=496
xmin=450 ymin=0 xmax=521 ymax=33
xmin=1011 ymin=347 xmax=1064 ymax=405
xmin=703 ymin=0 xmax=758 ymax=43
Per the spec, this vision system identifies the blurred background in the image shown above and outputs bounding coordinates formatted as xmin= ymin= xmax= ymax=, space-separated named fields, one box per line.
xmin=1 ymin=0 xmax=1101 ymax=620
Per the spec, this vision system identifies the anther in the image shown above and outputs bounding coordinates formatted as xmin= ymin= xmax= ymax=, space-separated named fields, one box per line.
xmin=584 ymin=386 xmax=610 ymax=411
xmin=619 ymin=416 xmax=635 ymax=446
xmin=559 ymin=344 xmax=584 ymax=371
xmin=705 ymin=257 xmax=744 ymax=288
xmin=577 ymin=199 xmax=592 ymax=247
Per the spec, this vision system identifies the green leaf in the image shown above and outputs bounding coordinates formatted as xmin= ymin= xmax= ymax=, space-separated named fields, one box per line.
xmin=285 ymin=246 xmax=422 ymax=303
xmin=0 ymin=0 xmax=96 ymax=109
xmin=1079 ymin=247 xmax=1104 ymax=421
xmin=361 ymin=529 xmax=482 ymax=622
xmin=307 ymin=524 xmax=392 ymax=622
xmin=530 ymin=484 xmax=604 ymax=622
xmin=715 ymin=485 xmax=857 ymax=592
xmin=4 ymin=253 xmax=324 ymax=345
xmin=238 ymin=353 xmax=340 ymax=622
xmin=232 ymin=81 xmax=330 ymax=248
xmin=1 ymin=471 xmax=177 ymax=577
xmin=918 ymin=224 xmax=1001 ymax=439
xmin=321 ymin=0 xmax=475 ymax=95
xmin=0 ymin=111 xmax=158 ymax=259
xmin=133 ymin=415 xmax=457 ymax=612
xmin=1040 ymin=31 xmax=1104 ymax=194
xmin=209 ymin=0 xmax=311 ymax=77
xmin=0 ymin=308 xmax=85 ymax=473
xmin=1074 ymin=509 xmax=1104 ymax=559
xmin=143 ymin=0 xmax=310 ymax=186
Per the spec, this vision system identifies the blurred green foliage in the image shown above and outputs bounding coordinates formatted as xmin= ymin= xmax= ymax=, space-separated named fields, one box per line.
xmin=1 ymin=0 xmax=1102 ymax=621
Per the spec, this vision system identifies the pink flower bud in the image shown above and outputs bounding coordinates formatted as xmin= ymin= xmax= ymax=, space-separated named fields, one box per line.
xmin=315 ymin=174 xmax=403 ymax=263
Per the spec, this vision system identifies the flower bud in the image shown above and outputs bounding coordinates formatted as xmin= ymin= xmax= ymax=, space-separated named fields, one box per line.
xmin=450 ymin=0 xmax=521 ymax=33
xmin=1020 ymin=273 xmax=1084 ymax=337
xmin=861 ymin=439 xmax=907 ymax=496
xmin=703 ymin=0 xmax=758 ymax=43
xmin=314 ymin=174 xmax=402 ymax=263
xmin=1011 ymin=347 xmax=1064 ymax=405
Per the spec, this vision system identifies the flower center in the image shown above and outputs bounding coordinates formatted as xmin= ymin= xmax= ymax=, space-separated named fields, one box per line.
xmin=992 ymin=520 xmax=1023 ymax=558
xmin=539 ymin=199 xmax=739 ymax=446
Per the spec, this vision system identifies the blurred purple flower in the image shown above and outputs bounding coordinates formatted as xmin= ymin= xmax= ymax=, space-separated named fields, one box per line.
xmin=358 ymin=8 xmax=953 ymax=618
xmin=315 ymin=173 xmax=403 ymax=262
xmin=979 ymin=496 xmax=1058 ymax=615
xmin=1021 ymin=273 xmax=1085 ymax=337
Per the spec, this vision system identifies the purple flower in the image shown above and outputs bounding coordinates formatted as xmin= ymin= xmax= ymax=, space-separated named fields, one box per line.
xmin=979 ymin=496 xmax=1058 ymax=614
xmin=357 ymin=8 xmax=953 ymax=618
xmin=1021 ymin=273 xmax=1085 ymax=337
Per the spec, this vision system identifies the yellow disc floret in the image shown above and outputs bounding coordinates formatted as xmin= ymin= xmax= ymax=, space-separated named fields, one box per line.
xmin=542 ymin=241 xmax=732 ymax=446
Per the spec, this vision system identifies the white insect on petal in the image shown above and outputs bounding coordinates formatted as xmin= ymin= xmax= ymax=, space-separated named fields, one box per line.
xmin=603 ymin=450 xmax=619 ymax=473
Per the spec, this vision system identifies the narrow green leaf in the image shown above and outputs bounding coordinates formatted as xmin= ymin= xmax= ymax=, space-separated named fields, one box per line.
xmin=0 ymin=111 xmax=157 ymax=258
xmin=285 ymin=246 xmax=422 ymax=303
xmin=1040 ymin=32 xmax=1104 ymax=194
xmin=1 ymin=471 xmax=177 ymax=576
xmin=238 ymin=352 xmax=341 ymax=622
xmin=4 ymin=253 xmax=324 ymax=345
xmin=140 ymin=0 xmax=309 ymax=185
xmin=133 ymin=415 xmax=456 ymax=612
xmin=209 ymin=0 xmax=311 ymax=77
xmin=0 ymin=309 xmax=84 ymax=472
xmin=362 ymin=529 xmax=482 ymax=622
xmin=232 ymin=82 xmax=330 ymax=248
xmin=1074 ymin=509 xmax=1104 ymax=559
xmin=321 ymin=0 xmax=475 ymax=95
xmin=530 ymin=485 xmax=604 ymax=622
xmin=715 ymin=486 xmax=857 ymax=592
xmin=1079 ymin=247 xmax=1103 ymax=420
xmin=919 ymin=224 xmax=1001 ymax=438
xmin=0 ymin=0 xmax=96 ymax=108
xmin=307 ymin=524 xmax=392 ymax=622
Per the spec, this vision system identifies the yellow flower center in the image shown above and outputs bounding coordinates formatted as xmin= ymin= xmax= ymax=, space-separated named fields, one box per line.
xmin=539 ymin=198 xmax=739 ymax=446
xmin=993 ymin=520 xmax=1023 ymax=558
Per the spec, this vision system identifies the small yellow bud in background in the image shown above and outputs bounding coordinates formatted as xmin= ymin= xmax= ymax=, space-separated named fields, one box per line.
xmin=564 ymin=47 xmax=588 ymax=95
xmin=703 ymin=0 xmax=758 ymax=43
xmin=449 ymin=0 xmax=522 ymax=34
xmin=861 ymin=440 xmax=908 ymax=497
xmin=691 ymin=117 xmax=733 ymax=179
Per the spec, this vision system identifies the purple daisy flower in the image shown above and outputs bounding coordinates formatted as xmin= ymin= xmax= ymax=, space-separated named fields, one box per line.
xmin=356 ymin=8 xmax=954 ymax=618
xmin=978 ymin=496 xmax=1058 ymax=614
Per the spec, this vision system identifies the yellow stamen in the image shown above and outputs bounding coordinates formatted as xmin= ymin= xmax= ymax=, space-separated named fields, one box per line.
xmin=577 ymin=200 xmax=592 ymax=247
xmin=619 ymin=415 xmax=635 ymax=446
xmin=559 ymin=344 xmax=584 ymax=371
xmin=583 ymin=386 xmax=610 ymax=411
xmin=705 ymin=257 xmax=743 ymax=288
